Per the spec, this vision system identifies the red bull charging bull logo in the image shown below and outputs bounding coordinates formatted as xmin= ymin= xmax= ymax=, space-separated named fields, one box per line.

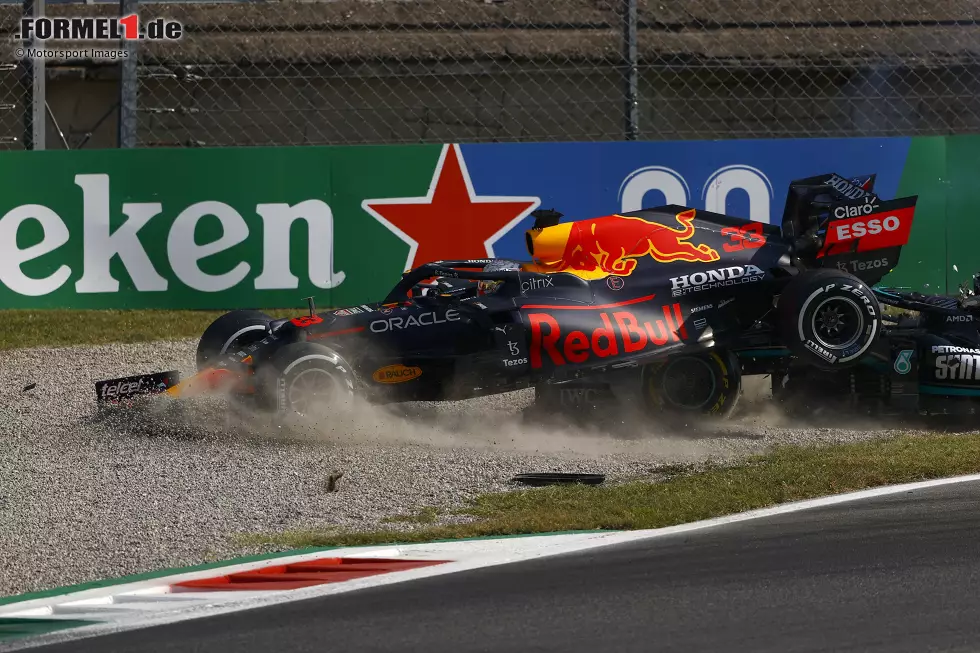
xmin=525 ymin=209 xmax=720 ymax=280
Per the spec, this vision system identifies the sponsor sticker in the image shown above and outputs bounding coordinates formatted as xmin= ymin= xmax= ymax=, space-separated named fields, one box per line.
xmin=931 ymin=345 xmax=980 ymax=355
xmin=827 ymin=173 xmax=875 ymax=201
xmin=804 ymin=339 xmax=838 ymax=364
xmin=935 ymin=353 xmax=980 ymax=381
xmin=894 ymin=349 xmax=913 ymax=375
xmin=559 ymin=387 xmax=601 ymax=407
xmin=833 ymin=216 xmax=901 ymax=242
xmin=526 ymin=303 xmax=687 ymax=370
xmin=818 ymin=198 xmax=916 ymax=258
xmin=521 ymin=276 xmax=555 ymax=293
xmin=369 ymin=309 xmax=461 ymax=333
xmin=371 ymin=364 xmax=422 ymax=384
xmin=836 ymin=256 xmax=890 ymax=274
xmin=95 ymin=370 xmax=179 ymax=402
xmin=833 ymin=202 xmax=880 ymax=219
xmin=669 ymin=264 xmax=765 ymax=297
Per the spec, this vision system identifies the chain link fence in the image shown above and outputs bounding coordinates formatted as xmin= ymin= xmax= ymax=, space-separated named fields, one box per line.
xmin=5 ymin=0 xmax=980 ymax=148
xmin=131 ymin=0 xmax=980 ymax=147
xmin=0 ymin=60 xmax=24 ymax=148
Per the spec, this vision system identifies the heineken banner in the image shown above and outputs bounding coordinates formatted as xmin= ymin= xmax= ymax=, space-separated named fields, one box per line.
xmin=0 ymin=136 xmax=958 ymax=309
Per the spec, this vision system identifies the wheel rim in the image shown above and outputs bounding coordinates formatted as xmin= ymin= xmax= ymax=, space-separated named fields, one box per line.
xmin=659 ymin=357 xmax=717 ymax=410
xmin=811 ymin=296 xmax=864 ymax=352
xmin=286 ymin=368 xmax=339 ymax=415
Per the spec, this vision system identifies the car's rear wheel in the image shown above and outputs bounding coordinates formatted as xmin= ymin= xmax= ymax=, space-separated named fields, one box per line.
xmin=777 ymin=269 xmax=881 ymax=370
xmin=256 ymin=342 xmax=356 ymax=416
xmin=641 ymin=350 xmax=742 ymax=419
xmin=196 ymin=310 xmax=273 ymax=371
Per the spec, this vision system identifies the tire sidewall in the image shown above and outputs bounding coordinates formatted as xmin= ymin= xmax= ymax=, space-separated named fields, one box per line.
xmin=642 ymin=350 xmax=741 ymax=418
xmin=781 ymin=272 xmax=880 ymax=369
xmin=260 ymin=343 xmax=356 ymax=416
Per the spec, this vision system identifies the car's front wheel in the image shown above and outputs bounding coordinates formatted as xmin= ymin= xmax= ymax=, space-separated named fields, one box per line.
xmin=196 ymin=310 xmax=273 ymax=371
xmin=256 ymin=342 xmax=356 ymax=417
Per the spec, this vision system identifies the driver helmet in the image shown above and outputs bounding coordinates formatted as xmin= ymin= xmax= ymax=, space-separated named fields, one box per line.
xmin=478 ymin=259 xmax=520 ymax=295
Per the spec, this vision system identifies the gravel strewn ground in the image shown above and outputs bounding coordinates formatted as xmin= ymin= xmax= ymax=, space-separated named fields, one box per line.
xmin=0 ymin=340 xmax=912 ymax=598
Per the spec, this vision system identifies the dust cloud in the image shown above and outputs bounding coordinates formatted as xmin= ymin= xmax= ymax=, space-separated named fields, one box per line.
xmin=181 ymin=376 xmax=791 ymax=462
xmin=88 ymin=364 xmax=906 ymax=466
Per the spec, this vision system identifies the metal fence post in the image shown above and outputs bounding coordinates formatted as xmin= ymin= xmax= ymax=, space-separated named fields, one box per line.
xmin=118 ymin=0 xmax=138 ymax=148
xmin=22 ymin=0 xmax=45 ymax=150
xmin=621 ymin=0 xmax=638 ymax=141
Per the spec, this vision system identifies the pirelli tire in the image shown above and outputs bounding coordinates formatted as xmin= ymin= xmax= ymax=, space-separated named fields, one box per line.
xmin=196 ymin=310 xmax=273 ymax=371
xmin=256 ymin=342 xmax=356 ymax=417
xmin=777 ymin=269 xmax=881 ymax=371
xmin=641 ymin=350 xmax=742 ymax=419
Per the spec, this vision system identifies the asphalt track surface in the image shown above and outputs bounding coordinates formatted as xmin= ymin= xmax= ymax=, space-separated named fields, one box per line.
xmin=39 ymin=480 xmax=980 ymax=653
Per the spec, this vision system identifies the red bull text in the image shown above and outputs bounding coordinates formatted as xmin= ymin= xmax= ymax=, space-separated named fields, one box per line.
xmin=527 ymin=304 xmax=688 ymax=369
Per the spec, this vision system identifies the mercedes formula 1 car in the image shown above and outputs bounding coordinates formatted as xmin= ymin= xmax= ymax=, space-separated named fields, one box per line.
xmin=762 ymin=276 xmax=980 ymax=418
xmin=97 ymin=171 xmax=953 ymax=422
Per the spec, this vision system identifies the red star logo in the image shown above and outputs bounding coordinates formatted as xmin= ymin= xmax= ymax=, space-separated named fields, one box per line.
xmin=362 ymin=144 xmax=540 ymax=270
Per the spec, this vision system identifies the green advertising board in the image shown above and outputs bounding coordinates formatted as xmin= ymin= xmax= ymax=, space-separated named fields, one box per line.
xmin=889 ymin=136 xmax=948 ymax=294
xmin=0 ymin=145 xmax=445 ymax=309
xmin=944 ymin=135 xmax=980 ymax=295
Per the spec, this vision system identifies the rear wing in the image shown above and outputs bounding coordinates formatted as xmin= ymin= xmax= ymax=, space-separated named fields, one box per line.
xmin=816 ymin=196 xmax=917 ymax=259
xmin=813 ymin=195 xmax=917 ymax=285
xmin=780 ymin=172 xmax=917 ymax=286
xmin=781 ymin=172 xmax=878 ymax=241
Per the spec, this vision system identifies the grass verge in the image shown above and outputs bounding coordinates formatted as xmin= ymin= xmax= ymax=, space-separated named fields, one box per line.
xmin=0 ymin=309 xmax=303 ymax=351
xmin=239 ymin=432 xmax=980 ymax=549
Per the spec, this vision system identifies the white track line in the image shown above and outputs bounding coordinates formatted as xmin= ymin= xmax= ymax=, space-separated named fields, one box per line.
xmin=4 ymin=473 xmax=980 ymax=652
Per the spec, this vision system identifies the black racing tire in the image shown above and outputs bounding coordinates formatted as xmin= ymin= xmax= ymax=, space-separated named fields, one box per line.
xmin=777 ymin=269 xmax=881 ymax=370
xmin=256 ymin=342 xmax=356 ymax=416
xmin=641 ymin=349 xmax=742 ymax=419
xmin=196 ymin=310 xmax=273 ymax=371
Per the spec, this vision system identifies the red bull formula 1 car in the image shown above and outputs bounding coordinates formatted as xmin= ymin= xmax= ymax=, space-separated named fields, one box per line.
xmin=98 ymin=171 xmax=965 ymax=422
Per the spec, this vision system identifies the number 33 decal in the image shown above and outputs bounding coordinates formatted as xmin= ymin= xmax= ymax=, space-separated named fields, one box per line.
xmin=721 ymin=222 xmax=766 ymax=253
